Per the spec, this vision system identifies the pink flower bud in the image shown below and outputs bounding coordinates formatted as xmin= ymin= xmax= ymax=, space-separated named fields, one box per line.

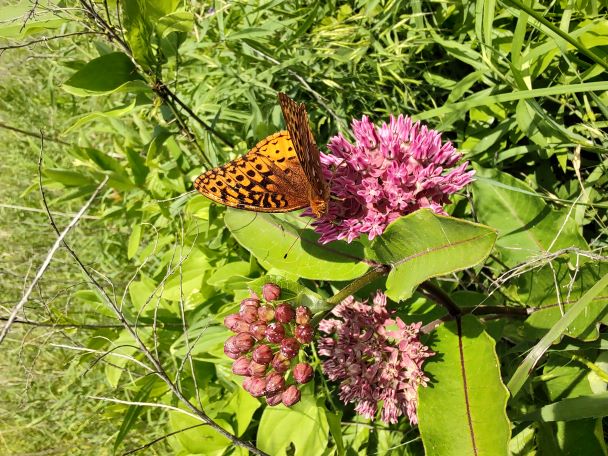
xmin=224 ymin=345 xmax=240 ymax=359
xmin=248 ymin=361 xmax=268 ymax=377
xmin=249 ymin=321 xmax=267 ymax=340
xmin=266 ymin=390 xmax=283 ymax=406
xmin=280 ymin=337 xmax=300 ymax=359
xmin=295 ymin=306 xmax=311 ymax=325
xmin=224 ymin=314 xmax=250 ymax=333
xmin=232 ymin=356 xmax=251 ymax=376
xmin=275 ymin=303 xmax=295 ymax=323
xmin=262 ymin=283 xmax=281 ymax=301
xmin=242 ymin=376 xmax=254 ymax=392
xmin=293 ymin=363 xmax=314 ymax=384
xmin=240 ymin=305 xmax=258 ymax=324
xmin=248 ymin=376 xmax=267 ymax=397
xmin=265 ymin=372 xmax=286 ymax=394
xmin=252 ymin=344 xmax=273 ymax=365
xmin=295 ymin=324 xmax=313 ymax=344
xmin=272 ymin=352 xmax=290 ymax=373
xmin=265 ymin=322 xmax=285 ymax=343
xmin=226 ymin=333 xmax=255 ymax=354
xmin=281 ymin=385 xmax=301 ymax=406
xmin=258 ymin=304 xmax=275 ymax=322
xmin=240 ymin=297 xmax=260 ymax=310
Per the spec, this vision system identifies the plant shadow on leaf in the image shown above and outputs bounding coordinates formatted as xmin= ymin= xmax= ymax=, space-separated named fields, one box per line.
xmin=224 ymin=208 xmax=370 ymax=281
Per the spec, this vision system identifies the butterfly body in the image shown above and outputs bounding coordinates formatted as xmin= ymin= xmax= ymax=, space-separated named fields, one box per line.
xmin=194 ymin=94 xmax=329 ymax=217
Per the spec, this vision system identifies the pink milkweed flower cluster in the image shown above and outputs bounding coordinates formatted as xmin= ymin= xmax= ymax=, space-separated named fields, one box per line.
xmin=223 ymin=284 xmax=315 ymax=407
xmin=311 ymin=115 xmax=474 ymax=243
xmin=318 ymin=291 xmax=433 ymax=425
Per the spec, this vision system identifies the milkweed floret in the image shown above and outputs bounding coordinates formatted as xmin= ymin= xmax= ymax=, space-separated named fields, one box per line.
xmin=223 ymin=284 xmax=315 ymax=407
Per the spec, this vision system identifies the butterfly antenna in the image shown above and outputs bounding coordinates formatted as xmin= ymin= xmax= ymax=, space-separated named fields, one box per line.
xmin=283 ymin=217 xmax=312 ymax=259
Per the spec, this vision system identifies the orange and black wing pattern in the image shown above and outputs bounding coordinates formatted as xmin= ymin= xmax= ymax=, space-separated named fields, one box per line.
xmin=194 ymin=131 xmax=310 ymax=212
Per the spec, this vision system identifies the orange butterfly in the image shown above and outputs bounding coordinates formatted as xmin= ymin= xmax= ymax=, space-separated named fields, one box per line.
xmin=194 ymin=93 xmax=330 ymax=217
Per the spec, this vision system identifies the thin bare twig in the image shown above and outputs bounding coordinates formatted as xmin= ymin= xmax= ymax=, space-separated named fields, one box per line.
xmin=0 ymin=121 xmax=70 ymax=145
xmin=122 ymin=423 xmax=207 ymax=455
xmin=0 ymin=203 xmax=99 ymax=220
xmin=0 ymin=138 xmax=107 ymax=346
xmin=0 ymin=31 xmax=102 ymax=52
xmin=37 ymin=137 xmax=268 ymax=455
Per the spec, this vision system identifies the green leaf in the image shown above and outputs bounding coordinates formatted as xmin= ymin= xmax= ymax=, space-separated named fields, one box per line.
xmin=207 ymin=261 xmax=251 ymax=288
xmin=162 ymin=249 xmax=209 ymax=302
xmin=518 ymin=392 xmax=608 ymax=422
xmin=171 ymin=321 xmax=230 ymax=362
xmin=518 ymin=260 xmax=608 ymax=341
xmin=471 ymin=167 xmax=588 ymax=267
xmin=529 ymin=355 xmax=608 ymax=454
xmin=0 ymin=3 xmax=64 ymax=38
xmin=125 ymin=148 xmax=149 ymax=187
xmin=43 ymin=169 xmax=92 ymax=187
xmin=169 ymin=409 xmax=231 ymax=455
xmin=508 ymin=271 xmax=608 ymax=397
xmin=62 ymin=52 xmax=147 ymax=96
xmin=104 ymin=332 xmax=139 ymax=388
xmin=224 ymin=209 xmax=369 ymax=281
xmin=257 ymin=387 xmax=329 ymax=456
xmin=418 ymin=316 xmax=510 ymax=456
xmin=158 ymin=11 xmax=194 ymax=36
xmin=247 ymin=275 xmax=328 ymax=314
xmin=113 ymin=377 xmax=155 ymax=453
xmin=370 ymin=209 xmax=496 ymax=301
xmin=63 ymin=100 xmax=137 ymax=134
xmin=121 ymin=0 xmax=179 ymax=68
xmin=127 ymin=224 xmax=142 ymax=260
xmin=225 ymin=388 xmax=261 ymax=437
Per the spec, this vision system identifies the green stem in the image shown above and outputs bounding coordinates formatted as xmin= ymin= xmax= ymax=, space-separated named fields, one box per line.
xmin=553 ymin=351 xmax=608 ymax=383
xmin=325 ymin=265 xmax=390 ymax=306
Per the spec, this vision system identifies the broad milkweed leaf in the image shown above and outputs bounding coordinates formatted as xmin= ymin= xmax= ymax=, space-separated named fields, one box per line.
xmin=369 ymin=209 xmax=496 ymax=301
xmin=257 ymin=385 xmax=329 ymax=456
xmin=224 ymin=209 xmax=369 ymax=281
xmin=418 ymin=316 xmax=510 ymax=456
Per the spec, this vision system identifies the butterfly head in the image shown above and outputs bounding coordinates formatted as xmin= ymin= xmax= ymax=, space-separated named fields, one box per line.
xmin=310 ymin=197 xmax=328 ymax=218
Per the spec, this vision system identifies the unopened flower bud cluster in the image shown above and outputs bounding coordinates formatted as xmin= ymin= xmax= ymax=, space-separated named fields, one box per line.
xmin=223 ymin=283 xmax=314 ymax=407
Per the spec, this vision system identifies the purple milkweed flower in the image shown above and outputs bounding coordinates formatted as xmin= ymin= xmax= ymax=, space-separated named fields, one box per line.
xmin=318 ymin=291 xmax=434 ymax=425
xmin=310 ymin=115 xmax=474 ymax=243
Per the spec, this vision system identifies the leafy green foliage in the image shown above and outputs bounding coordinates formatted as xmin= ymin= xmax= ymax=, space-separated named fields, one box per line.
xmin=2 ymin=0 xmax=608 ymax=455
xmin=370 ymin=210 xmax=497 ymax=300
xmin=418 ymin=317 xmax=510 ymax=456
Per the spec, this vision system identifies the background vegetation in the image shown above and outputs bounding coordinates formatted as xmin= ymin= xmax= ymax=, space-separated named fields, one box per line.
xmin=1 ymin=0 xmax=607 ymax=455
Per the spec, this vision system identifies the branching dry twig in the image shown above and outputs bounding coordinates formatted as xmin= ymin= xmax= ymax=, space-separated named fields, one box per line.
xmin=36 ymin=138 xmax=268 ymax=454
xmin=0 ymin=31 xmax=103 ymax=52
xmin=0 ymin=138 xmax=107 ymax=346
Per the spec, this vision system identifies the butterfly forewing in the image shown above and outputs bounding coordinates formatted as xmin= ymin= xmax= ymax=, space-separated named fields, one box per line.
xmin=194 ymin=131 xmax=310 ymax=212
xmin=278 ymin=93 xmax=330 ymax=212
xmin=194 ymin=94 xmax=329 ymax=216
